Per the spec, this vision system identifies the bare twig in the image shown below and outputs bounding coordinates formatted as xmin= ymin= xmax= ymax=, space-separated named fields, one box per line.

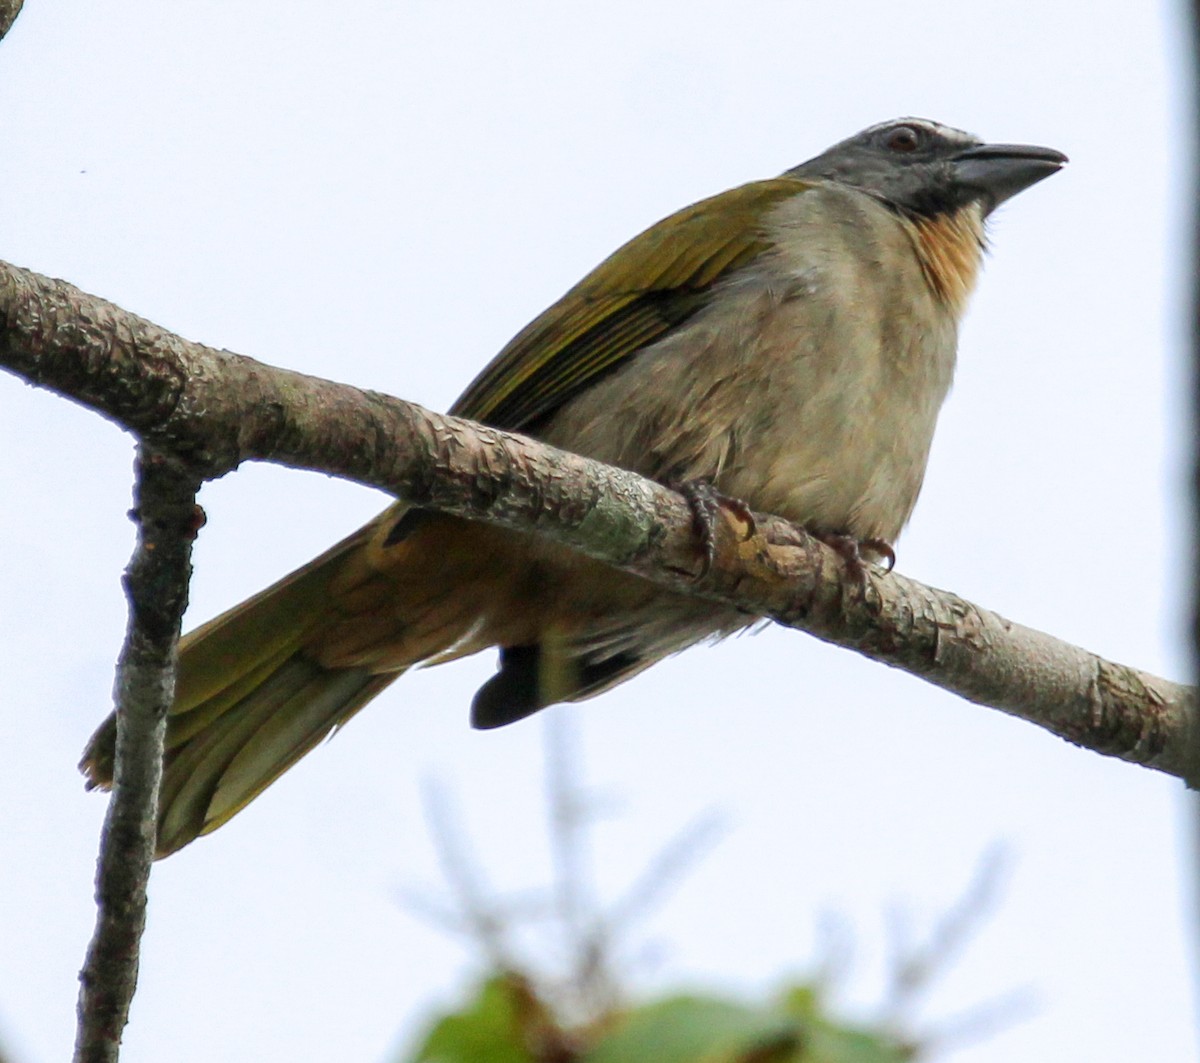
xmin=879 ymin=845 xmax=1037 ymax=1058
xmin=405 ymin=718 xmax=726 ymax=1029
xmin=918 ymin=988 xmax=1040 ymax=1060
xmin=73 ymin=450 xmax=199 ymax=1063
xmin=419 ymin=779 xmax=521 ymax=973
xmin=546 ymin=713 xmax=594 ymax=953
xmin=0 ymin=260 xmax=1194 ymax=780
xmin=602 ymin=812 xmax=727 ymax=937
xmin=543 ymin=714 xmax=618 ymax=1019
xmin=811 ymin=909 xmax=857 ymax=995
xmin=884 ymin=844 xmax=1010 ymax=1017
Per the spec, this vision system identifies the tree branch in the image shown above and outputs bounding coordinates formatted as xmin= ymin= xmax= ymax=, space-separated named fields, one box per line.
xmin=1 ymin=258 xmax=1195 ymax=783
xmin=73 ymin=450 xmax=199 ymax=1063
xmin=0 ymin=0 xmax=23 ymax=45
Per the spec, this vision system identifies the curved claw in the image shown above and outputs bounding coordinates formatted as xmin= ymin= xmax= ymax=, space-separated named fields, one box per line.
xmin=815 ymin=532 xmax=896 ymax=582
xmin=675 ymin=480 xmax=756 ymax=579
xmin=861 ymin=538 xmax=896 ymax=572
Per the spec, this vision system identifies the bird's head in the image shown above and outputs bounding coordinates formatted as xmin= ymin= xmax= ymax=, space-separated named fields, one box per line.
xmin=787 ymin=117 xmax=1066 ymax=219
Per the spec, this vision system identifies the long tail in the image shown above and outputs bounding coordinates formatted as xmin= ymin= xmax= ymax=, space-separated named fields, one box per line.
xmin=79 ymin=504 xmax=714 ymax=856
xmin=80 ymin=522 xmax=402 ymax=857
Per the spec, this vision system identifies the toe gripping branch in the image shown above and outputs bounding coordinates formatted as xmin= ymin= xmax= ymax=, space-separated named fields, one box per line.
xmin=674 ymin=480 xmax=896 ymax=588
xmin=676 ymin=479 xmax=757 ymax=578
xmin=813 ymin=532 xmax=896 ymax=583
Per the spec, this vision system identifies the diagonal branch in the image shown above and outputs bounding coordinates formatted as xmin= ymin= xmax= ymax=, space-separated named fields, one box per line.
xmin=0 ymin=0 xmax=23 ymax=44
xmin=1 ymin=258 xmax=1196 ymax=782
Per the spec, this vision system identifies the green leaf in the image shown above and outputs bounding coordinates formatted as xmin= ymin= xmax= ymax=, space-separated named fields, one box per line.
xmin=583 ymin=994 xmax=799 ymax=1063
xmin=776 ymin=983 xmax=825 ymax=1021
xmin=404 ymin=976 xmax=539 ymax=1063
xmin=776 ymin=981 xmax=913 ymax=1063
xmin=799 ymin=1026 xmax=912 ymax=1063
xmin=585 ymin=988 xmax=912 ymax=1063
xmin=400 ymin=976 xmax=912 ymax=1063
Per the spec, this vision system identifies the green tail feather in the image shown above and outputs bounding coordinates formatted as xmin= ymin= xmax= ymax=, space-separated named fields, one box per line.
xmin=79 ymin=520 xmax=404 ymax=857
xmin=156 ymin=657 xmax=398 ymax=856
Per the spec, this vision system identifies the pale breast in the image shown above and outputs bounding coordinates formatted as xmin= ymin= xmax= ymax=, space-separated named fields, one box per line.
xmin=542 ymin=183 xmax=968 ymax=546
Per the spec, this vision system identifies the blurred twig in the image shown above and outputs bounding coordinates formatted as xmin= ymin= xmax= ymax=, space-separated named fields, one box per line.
xmin=401 ymin=711 xmax=725 ymax=1029
xmin=880 ymin=844 xmax=1035 ymax=1057
xmin=602 ymin=812 xmax=727 ymax=941
xmin=543 ymin=711 xmax=617 ymax=1022
xmin=918 ymin=989 xmax=1038 ymax=1061
xmin=416 ymin=779 xmax=524 ymax=973
xmin=884 ymin=845 xmax=1010 ymax=1015
xmin=400 ymin=722 xmax=1024 ymax=1061
xmin=545 ymin=715 xmax=597 ymax=969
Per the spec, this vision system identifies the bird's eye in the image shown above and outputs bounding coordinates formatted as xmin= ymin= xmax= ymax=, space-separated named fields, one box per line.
xmin=885 ymin=126 xmax=921 ymax=153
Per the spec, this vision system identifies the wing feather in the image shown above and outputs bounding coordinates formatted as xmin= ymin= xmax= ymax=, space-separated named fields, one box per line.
xmin=451 ymin=177 xmax=809 ymax=431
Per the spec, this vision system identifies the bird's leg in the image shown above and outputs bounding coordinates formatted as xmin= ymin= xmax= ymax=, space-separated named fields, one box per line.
xmin=673 ymin=479 xmax=756 ymax=578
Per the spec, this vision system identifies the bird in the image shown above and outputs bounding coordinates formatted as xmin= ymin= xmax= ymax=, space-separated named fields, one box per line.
xmin=81 ymin=117 xmax=1065 ymax=856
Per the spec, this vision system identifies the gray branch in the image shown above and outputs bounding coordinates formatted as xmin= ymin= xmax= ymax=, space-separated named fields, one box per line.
xmin=72 ymin=450 xmax=199 ymax=1063
xmin=0 ymin=0 xmax=23 ymax=44
xmin=1 ymin=258 xmax=1195 ymax=785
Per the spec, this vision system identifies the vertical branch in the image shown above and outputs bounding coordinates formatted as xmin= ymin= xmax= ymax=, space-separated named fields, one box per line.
xmin=73 ymin=449 xmax=200 ymax=1063
xmin=420 ymin=779 xmax=521 ymax=973
xmin=545 ymin=712 xmax=592 ymax=954
xmin=544 ymin=712 xmax=618 ymax=1021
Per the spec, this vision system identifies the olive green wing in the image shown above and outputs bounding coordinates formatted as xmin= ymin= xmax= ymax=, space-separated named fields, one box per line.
xmin=450 ymin=176 xmax=811 ymax=432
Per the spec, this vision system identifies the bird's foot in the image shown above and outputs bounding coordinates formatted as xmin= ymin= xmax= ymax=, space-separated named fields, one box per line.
xmin=675 ymin=479 xmax=756 ymax=579
xmin=861 ymin=537 xmax=896 ymax=572
xmin=815 ymin=532 xmax=895 ymax=583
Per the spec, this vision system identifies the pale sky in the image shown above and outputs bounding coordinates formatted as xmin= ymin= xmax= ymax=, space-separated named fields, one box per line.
xmin=0 ymin=1 xmax=1194 ymax=1061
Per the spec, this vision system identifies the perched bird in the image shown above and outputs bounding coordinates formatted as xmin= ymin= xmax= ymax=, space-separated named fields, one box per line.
xmin=82 ymin=118 xmax=1065 ymax=856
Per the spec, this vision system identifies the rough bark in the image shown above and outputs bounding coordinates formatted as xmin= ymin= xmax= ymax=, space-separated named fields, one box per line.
xmin=73 ymin=452 xmax=199 ymax=1063
xmin=0 ymin=0 xmax=22 ymax=44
